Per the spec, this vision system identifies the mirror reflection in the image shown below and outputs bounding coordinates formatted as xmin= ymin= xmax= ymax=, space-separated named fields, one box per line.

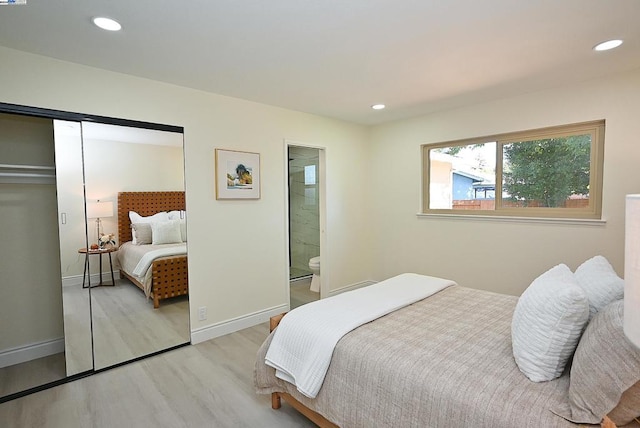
xmin=54 ymin=120 xmax=93 ymax=377
xmin=0 ymin=111 xmax=190 ymax=401
xmin=80 ymin=122 xmax=189 ymax=370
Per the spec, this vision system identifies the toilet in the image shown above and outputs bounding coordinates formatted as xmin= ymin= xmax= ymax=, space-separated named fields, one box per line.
xmin=308 ymin=256 xmax=321 ymax=292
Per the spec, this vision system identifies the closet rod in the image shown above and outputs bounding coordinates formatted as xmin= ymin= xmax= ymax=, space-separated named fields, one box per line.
xmin=0 ymin=172 xmax=56 ymax=178
xmin=0 ymin=163 xmax=55 ymax=171
xmin=0 ymin=163 xmax=56 ymax=184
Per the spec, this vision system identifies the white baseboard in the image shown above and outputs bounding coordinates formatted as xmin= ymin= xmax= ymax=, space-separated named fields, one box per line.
xmin=290 ymin=275 xmax=312 ymax=284
xmin=190 ymin=280 xmax=376 ymax=345
xmin=190 ymin=304 xmax=289 ymax=345
xmin=327 ymin=280 xmax=376 ymax=297
xmin=0 ymin=337 xmax=65 ymax=368
xmin=62 ymin=271 xmax=121 ymax=288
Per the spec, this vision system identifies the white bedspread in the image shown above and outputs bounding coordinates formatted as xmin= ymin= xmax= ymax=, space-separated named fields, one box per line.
xmin=264 ymin=273 xmax=456 ymax=398
xmin=132 ymin=243 xmax=187 ymax=276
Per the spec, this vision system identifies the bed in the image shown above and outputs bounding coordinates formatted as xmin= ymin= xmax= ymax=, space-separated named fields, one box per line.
xmin=116 ymin=191 xmax=188 ymax=308
xmin=255 ymin=270 xmax=640 ymax=428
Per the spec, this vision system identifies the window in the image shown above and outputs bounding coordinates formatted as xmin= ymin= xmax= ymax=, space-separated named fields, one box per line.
xmin=304 ymin=164 xmax=317 ymax=205
xmin=304 ymin=165 xmax=316 ymax=185
xmin=421 ymin=120 xmax=605 ymax=219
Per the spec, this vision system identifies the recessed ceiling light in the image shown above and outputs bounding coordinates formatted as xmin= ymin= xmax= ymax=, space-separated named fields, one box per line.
xmin=92 ymin=16 xmax=122 ymax=32
xmin=593 ymin=39 xmax=623 ymax=51
xmin=371 ymin=104 xmax=386 ymax=110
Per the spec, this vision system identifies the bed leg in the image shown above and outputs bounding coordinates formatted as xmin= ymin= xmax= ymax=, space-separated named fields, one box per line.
xmin=270 ymin=313 xmax=287 ymax=332
xmin=601 ymin=415 xmax=617 ymax=428
xmin=153 ymin=296 xmax=160 ymax=309
xmin=271 ymin=392 xmax=281 ymax=409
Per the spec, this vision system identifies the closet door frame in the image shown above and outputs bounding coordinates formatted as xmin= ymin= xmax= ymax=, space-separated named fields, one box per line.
xmin=0 ymin=102 xmax=184 ymax=404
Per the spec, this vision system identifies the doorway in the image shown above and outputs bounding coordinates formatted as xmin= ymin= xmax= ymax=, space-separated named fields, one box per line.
xmin=287 ymin=143 xmax=324 ymax=309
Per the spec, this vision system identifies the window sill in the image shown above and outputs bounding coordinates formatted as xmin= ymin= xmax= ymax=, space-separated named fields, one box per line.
xmin=416 ymin=213 xmax=606 ymax=226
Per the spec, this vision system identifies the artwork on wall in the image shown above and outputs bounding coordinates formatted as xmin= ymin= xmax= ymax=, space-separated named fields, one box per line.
xmin=215 ymin=148 xmax=261 ymax=199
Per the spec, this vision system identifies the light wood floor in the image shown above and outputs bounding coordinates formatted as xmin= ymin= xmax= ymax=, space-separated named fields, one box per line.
xmin=0 ymin=323 xmax=315 ymax=428
xmin=1 ymin=279 xmax=190 ymax=400
xmin=290 ymin=277 xmax=319 ymax=310
xmin=0 ymin=353 xmax=66 ymax=398
xmin=90 ymin=278 xmax=190 ymax=370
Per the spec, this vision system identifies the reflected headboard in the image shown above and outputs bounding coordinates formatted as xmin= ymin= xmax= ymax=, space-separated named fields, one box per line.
xmin=117 ymin=191 xmax=185 ymax=244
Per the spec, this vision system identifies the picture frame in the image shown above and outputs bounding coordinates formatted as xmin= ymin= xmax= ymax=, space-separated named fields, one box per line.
xmin=215 ymin=148 xmax=261 ymax=199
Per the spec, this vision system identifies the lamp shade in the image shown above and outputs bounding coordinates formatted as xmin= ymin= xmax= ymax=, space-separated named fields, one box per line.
xmin=87 ymin=200 xmax=113 ymax=219
xmin=625 ymin=194 xmax=640 ymax=348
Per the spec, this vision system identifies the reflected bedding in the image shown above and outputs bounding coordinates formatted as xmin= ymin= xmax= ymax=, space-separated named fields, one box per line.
xmin=117 ymin=241 xmax=187 ymax=297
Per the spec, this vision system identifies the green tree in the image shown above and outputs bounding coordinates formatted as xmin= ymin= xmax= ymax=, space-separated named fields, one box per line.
xmin=437 ymin=143 xmax=485 ymax=156
xmin=502 ymin=135 xmax=591 ymax=207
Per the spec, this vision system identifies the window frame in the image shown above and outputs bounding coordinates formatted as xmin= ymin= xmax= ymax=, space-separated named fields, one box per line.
xmin=421 ymin=120 xmax=605 ymax=219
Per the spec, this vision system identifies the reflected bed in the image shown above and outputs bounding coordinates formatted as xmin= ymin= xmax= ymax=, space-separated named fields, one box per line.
xmin=116 ymin=191 xmax=188 ymax=308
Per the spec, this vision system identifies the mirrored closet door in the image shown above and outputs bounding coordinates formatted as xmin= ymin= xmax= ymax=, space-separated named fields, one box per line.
xmin=81 ymin=121 xmax=189 ymax=370
xmin=54 ymin=120 xmax=93 ymax=377
xmin=0 ymin=106 xmax=190 ymax=402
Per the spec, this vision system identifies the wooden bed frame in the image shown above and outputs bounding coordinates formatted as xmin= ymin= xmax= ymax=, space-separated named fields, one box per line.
xmin=267 ymin=313 xmax=622 ymax=428
xmin=117 ymin=191 xmax=188 ymax=309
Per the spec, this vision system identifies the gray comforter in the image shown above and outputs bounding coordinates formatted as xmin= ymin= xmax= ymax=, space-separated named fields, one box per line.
xmin=255 ymin=285 xmax=584 ymax=428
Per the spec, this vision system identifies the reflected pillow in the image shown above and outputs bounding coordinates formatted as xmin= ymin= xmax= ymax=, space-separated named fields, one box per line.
xmin=166 ymin=210 xmax=187 ymax=241
xmin=511 ymin=264 xmax=589 ymax=382
xmin=131 ymin=223 xmax=152 ymax=245
xmin=129 ymin=210 xmax=168 ymax=225
xmin=574 ymin=255 xmax=624 ymax=320
xmin=167 ymin=210 xmax=186 ymax=220
xmin=151 ymin=220 xmax=182 ymax=245
xmin=180 ymin=219 xmax=187 ymax=242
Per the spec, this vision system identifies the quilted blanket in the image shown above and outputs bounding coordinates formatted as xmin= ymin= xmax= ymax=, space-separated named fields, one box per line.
xmin=256 ymin=285 xmax=583 ymax=428
xmin=264 ymin=273 xmax=455 ymax=398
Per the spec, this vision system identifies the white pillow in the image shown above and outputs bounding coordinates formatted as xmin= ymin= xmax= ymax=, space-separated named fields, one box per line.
xmin=511 ymin=264 xmax=590 ymax=382
xmin=129 ymin=210 xmax=169 ymax=225
xmin=167 ymin=211 xmax=187 ymax=241
xmin=151 ymin=220 xmax=182 ymax=245
xmin=574 ymin=255 xmax=624 ymax=320
xmin=167 ymin=210 xmax=186 ymax=220
xmin=179 ymin=219 xmax=187 ymax=242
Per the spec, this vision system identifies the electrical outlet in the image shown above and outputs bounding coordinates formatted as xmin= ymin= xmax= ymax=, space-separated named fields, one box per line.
xmin=198 ymin=306 xmax=207 ymax=321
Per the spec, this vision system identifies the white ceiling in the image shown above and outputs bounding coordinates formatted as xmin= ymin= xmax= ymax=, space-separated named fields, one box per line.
xmin=0 ymin=0 xmax=639 ymax=125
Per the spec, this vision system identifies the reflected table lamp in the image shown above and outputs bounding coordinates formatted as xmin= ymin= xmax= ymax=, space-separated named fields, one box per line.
xmin=87 ymin=200 xmax=114 ymax=246
xmin=625 ymin=194 xmax=640 ymax=349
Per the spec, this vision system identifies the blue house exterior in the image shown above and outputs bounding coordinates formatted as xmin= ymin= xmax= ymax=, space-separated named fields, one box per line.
xmin=452 ymin=171 xmax=485 ymax=200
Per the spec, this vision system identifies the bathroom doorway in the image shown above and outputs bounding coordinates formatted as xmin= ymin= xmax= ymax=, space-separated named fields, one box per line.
xmin=287 ymin=144 xmax=323 ymax=309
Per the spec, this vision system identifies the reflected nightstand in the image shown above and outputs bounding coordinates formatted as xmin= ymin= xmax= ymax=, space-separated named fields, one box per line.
xmin=78 ymin=247 xmax=116 ymax=288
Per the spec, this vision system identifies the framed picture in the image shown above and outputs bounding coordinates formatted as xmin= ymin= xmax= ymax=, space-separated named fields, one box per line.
xmin=215 ymin=149 xmax=261 ymax=199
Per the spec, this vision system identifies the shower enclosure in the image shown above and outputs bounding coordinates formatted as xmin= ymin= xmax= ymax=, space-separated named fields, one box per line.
xmin=288 ymin=146 xmax=320 ymax=280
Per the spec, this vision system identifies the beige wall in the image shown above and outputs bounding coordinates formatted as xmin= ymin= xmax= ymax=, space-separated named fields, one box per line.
xmin=53 ymin=121 xmax=86 ymax=280
xmin=4 ymin=44 xmax=636 ymax=342
xmin=0 ymin=115 xmax=63 ymax=351
xmin=0 ymin=46 xmax=372 ymax=336
xmin=83 ymin=138 xmax=184 ymax=271
xmin=56 ymin=134 xmax=185 ymax=280
xmin=368 ymin=68 xmax=640 ymax=296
